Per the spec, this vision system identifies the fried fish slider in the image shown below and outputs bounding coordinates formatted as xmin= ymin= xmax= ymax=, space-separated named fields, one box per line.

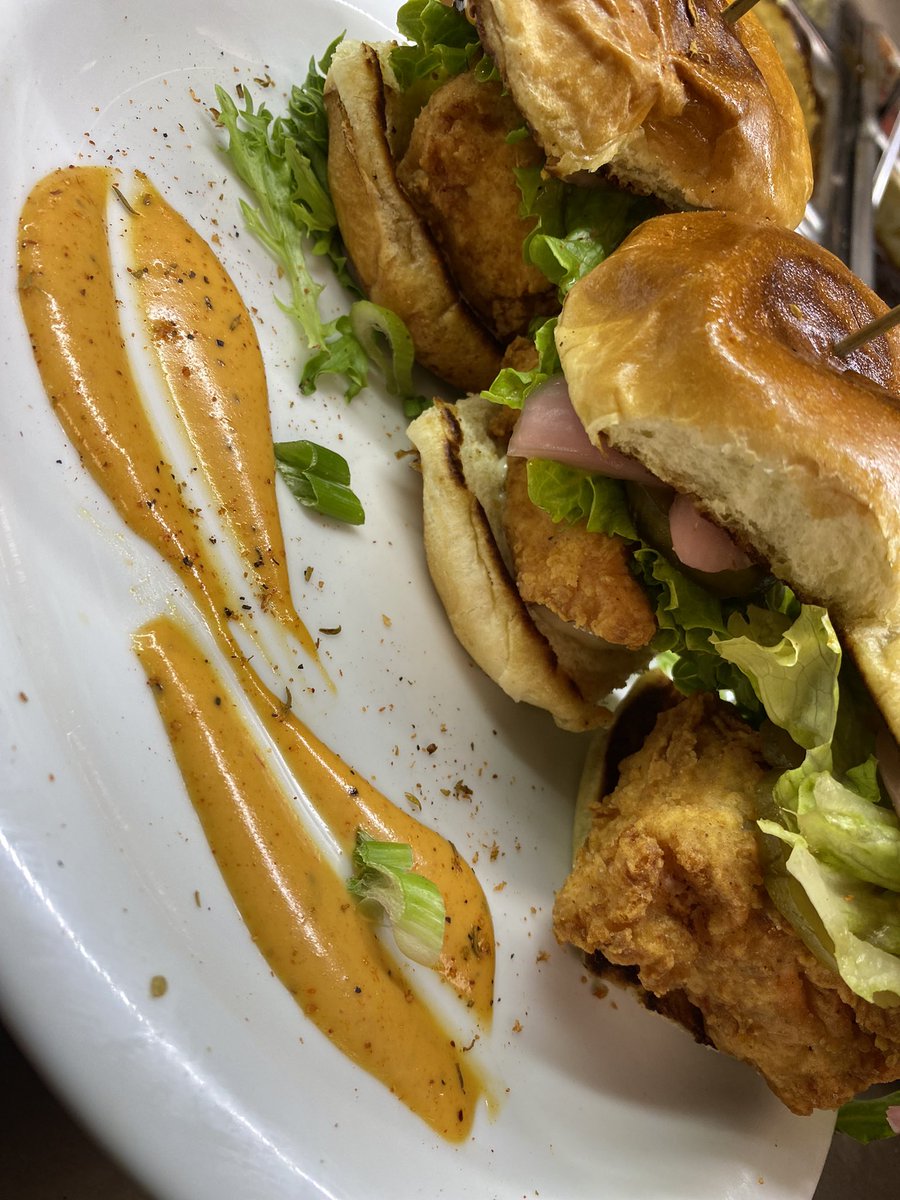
xmin=324 ymin=0 xmax=813 ymax=391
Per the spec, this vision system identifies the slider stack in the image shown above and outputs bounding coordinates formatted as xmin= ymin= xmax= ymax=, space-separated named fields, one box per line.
xmin=325 ymin=0 xmax=900 ymax=1117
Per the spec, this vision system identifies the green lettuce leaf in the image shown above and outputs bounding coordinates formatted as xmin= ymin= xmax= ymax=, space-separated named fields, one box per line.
xmin=758 ymin=823 xmax=900 ymax=1004
xmin=522 ymin=460 xmax=767 ymax=717
xmin=771 ymin=742 xmax=832 ymax=819
xmin=633 ymin=549 xmax=771 ymax=720
xmin=516 ymin=166 xmax=660 ymax=295
xmin=481 ymin=317 xmax=560 ymax=410
xmin=794 ymin=771 xmax=900 ymax=892
xmin=632 ymin=547 xmax=726 ymax=640
xmin=713 ymin=605 xmax=841 ymax=750
xmin=483 ymin=172 xmax=660 ymax=407
xmin=390 ymin=0 xmax=482 ymax=93
xmin=837 ymin=1089 xmax=900 ymax=1143
xmin=846 ymin=756 xmax=883 ymax=804
xmin=525 ymin=458 xmax=636 ymax=538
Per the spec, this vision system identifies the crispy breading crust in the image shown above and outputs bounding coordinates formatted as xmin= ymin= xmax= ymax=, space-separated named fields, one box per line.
xmin=503 ymin=457 xmax=657 ymax=650
xmin=553 ymin=693 xmax=900 ymax=1114
xmin=396 ymin=70 xmax=557 ymax=341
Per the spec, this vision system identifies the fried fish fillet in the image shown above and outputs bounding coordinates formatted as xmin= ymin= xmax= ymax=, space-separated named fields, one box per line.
xmin=396 ymin=69 xmax=557 ymax=341
xmin=553 ymin=692 xmax=900 ymax=1114
xmin=503 ymin=457 xmax=657 ymax=651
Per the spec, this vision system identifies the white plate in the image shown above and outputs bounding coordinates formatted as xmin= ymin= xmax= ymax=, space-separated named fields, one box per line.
xmin=0 ymin=2 xmax=835 ymax=1197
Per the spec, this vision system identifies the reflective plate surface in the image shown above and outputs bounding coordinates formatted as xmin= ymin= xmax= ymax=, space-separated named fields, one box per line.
xmin=0 ymin=3 xmax=834 ymax=1196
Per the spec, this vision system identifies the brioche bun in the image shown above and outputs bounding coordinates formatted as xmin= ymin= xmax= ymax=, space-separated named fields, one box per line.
xmin=324 ymin=40 xmax=502 ymax=392
xmin=556 ymin=210 xmax=900 ymax=738
xmin=471 ymin=0 xmax=813 ymax=226
xmin=406 ymin=395 xmax=654 ymax=731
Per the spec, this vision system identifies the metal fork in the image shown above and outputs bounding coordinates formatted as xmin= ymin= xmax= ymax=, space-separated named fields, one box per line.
xmin=783 ymin=0 xmax=900 ymax=288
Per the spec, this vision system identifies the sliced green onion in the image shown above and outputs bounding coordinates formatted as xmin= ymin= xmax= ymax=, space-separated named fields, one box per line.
xmin=347 ymin=829 xmax=446 ymax=967
xmin=349 ymin=301 xmax=429 ymax=418
xmin=274 ymin=439 xmax=365 ymax=525
xmin=836 ymin=1089 xmax=900 ymax=1143
xmin=352 ymin=834 xmax=414 ymax=874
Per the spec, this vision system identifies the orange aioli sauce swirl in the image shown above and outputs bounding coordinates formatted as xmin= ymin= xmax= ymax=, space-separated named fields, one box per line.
xmin=17 ymin=167 xmax=245 ymax=649
xmin=126 ymin=175 xmax=313 ymax=653
xmin=16 ymin=165 xmax=495 ymax=1137
xmin=135 ymin=615 xmax=483 ymax=1140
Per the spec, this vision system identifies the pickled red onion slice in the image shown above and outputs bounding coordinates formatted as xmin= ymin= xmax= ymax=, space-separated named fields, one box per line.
xmin=668 ymin=492 xmax=752 ymax=573
xmin=887 ymin=1106 xmax=900 ymax=1135
xmin=506 ymin=376 xmax=752 ymax=575
xmin=507 ymin=376 xmax=661 ymax=484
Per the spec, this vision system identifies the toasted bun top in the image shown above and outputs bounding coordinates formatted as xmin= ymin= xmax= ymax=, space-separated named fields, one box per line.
xmin=556 ymin=210 xmax=900 ymax=738
xmin=472 ymin=0 xmax=812 ymax=227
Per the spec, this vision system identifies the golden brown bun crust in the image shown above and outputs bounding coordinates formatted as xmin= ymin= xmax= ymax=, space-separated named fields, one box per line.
xmin=407 ymin=396 xmax=620 ymax=732
xmin=556 ymin=210 xmax=900 ymax=738
xmin=471 ymin=0 xmax=812 ymax=227
xmin=324 ymin=41 xmax=502 ymax=392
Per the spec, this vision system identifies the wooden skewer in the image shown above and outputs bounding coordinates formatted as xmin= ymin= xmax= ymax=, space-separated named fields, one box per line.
xmin=832 ymin=303 xmax=900 ymax=357
xmin=722 ymin=0 xmax=762 ymax=23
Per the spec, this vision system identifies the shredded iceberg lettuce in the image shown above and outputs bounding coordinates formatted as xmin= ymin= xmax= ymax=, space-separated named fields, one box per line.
xmin=714 ymin=605 xmax=900 ymax=1004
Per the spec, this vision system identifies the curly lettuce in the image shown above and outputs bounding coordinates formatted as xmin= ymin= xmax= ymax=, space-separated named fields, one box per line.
xmin=215 ymin=43 xmax=424 ymax=410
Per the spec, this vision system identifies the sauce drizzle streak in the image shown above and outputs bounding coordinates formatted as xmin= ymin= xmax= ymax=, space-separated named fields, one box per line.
xmin=127 ymin=176 xmax=314 ymax=655
xmin=17 ymin=165 xmax=494 ymax=1138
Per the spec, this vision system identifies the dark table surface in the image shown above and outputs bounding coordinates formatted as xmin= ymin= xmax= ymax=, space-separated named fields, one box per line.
xmin=3 ymin=1020 xmax=898 ymax=1200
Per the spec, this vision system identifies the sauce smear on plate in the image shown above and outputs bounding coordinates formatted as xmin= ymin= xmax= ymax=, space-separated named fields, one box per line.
xmin=136 ymin=614 xmax=485 ymax=1138
xmin=17 ymin=165 xmax=494 ymax=1139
